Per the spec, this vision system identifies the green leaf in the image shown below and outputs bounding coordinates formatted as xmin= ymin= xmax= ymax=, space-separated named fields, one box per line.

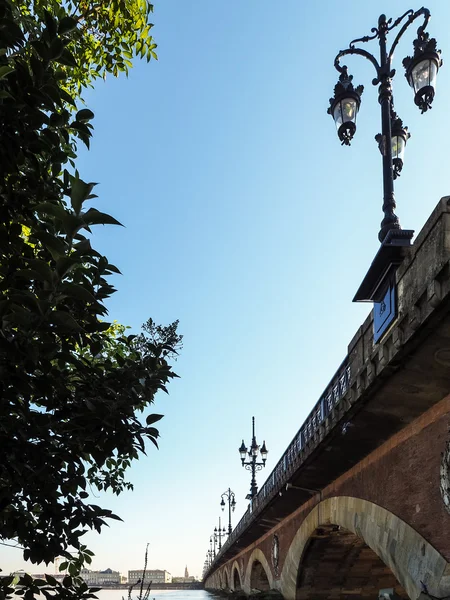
xmin=105 ymin=263 xmax=122 ymax=274
xmin=76 ymin=109 xmax=94 ymax=122
xmin=55 ymin=256 xmax=79 ymax=277
xmin=0 ymin=65 xmax=14 ymax=79
xmin=146 ymin=414 xmax=164 ymax=425
xmin=57 ymin=49 xmax=77 ymax=68
xmin=58 ymin=16 xmax=78 ymax=35
xmin=70 ymin=176 xmax=97 ymax=215
xmin=60 ymin=283 xmax=96 ymax=303
xmin=35 ymin=202 xmax=67 ymax=221
xmin=82 ymin=208 xmax=123 ymax=227
xmin=16 ymin=269 xmax=48 ymax=282
xmin=50 ymin=310 xmax=82 ymax=331
xmin=27 ymin=259 xmax=54 ymax=283
xmin=32 ymin=231 xmax=66 ymax=260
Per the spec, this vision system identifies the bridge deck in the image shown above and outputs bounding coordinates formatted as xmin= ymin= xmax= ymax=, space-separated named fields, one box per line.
xmin=206 ymin=197 xmax=450 ymax=575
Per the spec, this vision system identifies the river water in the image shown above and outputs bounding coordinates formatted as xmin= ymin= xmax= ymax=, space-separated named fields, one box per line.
xmin=96 ymin=590 xmax=218 ymax=600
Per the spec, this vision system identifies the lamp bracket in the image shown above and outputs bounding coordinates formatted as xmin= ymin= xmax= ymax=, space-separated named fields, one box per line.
xmin=353 ymin=229 xmax=414 ymax=302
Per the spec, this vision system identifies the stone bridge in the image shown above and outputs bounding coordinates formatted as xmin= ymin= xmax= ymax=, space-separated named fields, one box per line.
xmin=204 ymin=198 xmax=450 ymax=600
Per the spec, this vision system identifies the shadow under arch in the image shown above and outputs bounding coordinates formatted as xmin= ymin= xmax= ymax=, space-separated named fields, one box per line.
xmin=245 ymin=548 xmax=274 ymax=594
xmin=297 ymin=524 xmax=408 ymax=600
xmin=231 ymin=560 xmax=242 ymax=591
xmin=280 ymin=497 xmax=450 ymax=600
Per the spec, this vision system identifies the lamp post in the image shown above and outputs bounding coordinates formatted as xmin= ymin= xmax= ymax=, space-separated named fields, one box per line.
xmin=220 ymin=488 xmax=236 ymax=534
xmin=210 ymin=534 xmax=216 ymax=559
xmin=328 ymin=8 xmax=442 ymax=340
xmin=239 ymin=416 xmax=268 ymax=500
xmin=214 ymin=516 xmax=227 ymax=551
xmin=329 ymin=8 xmax=441 ymax=242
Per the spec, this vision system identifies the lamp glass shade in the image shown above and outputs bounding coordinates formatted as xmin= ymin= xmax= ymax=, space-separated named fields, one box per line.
xmin=260 ymin=441 xmax=268 ymax=459
xmin=409 ymin=58 xmax=438 ymax=94
xmin=251 ymin=444 xmax=259 ymax=457
xmin=333 ymin=98 xmax=358 ymax=130
xmin=239 ymin=441 xmax=247 ymax=460
xmin=391 ymin=135 xmax=406 ymax=161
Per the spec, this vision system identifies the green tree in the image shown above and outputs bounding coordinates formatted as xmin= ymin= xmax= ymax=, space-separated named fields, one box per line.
xmin=0 ymin=0 xmax=180 ymax=585
xmin=14 ymin=0 xmax=158 ymax=91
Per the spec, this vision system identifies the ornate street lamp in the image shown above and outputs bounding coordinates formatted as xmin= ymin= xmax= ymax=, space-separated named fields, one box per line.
xmin=206 ymin=549 xmax=213 ymax=567
xmin=239 ymin=416 xmax=268 ymax=500
xmin=214 ymin=516 xmax=227 ymax=551
xmin=220 ymin=488 xmax=236 ymax=534
xmin=328 ymin=8 xmax=442 ymax=342
xmin=329 ymin=8 xmax=441 ymax=242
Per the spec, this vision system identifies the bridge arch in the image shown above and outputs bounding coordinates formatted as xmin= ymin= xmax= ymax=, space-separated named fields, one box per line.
xmin=280 ymin=497 xmax=449 ymax=600
xmin=222 ymin=567 xmax=229 ymax=590
xmin=245 ymin=548 xmax=274 ymax=594
xmin=231 ymin=560 xmax=242 ymax=591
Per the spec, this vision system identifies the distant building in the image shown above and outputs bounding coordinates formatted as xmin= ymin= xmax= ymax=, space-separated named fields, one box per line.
xmin=172 ymin=567 xmax=196 ymax=584
xmin=80 ymin=568 xmax=121 ymax=586
xmin=12 ymin=571 xmax=65 ymax=583
xmin=128 ymin=570 xmax=172 ymax=585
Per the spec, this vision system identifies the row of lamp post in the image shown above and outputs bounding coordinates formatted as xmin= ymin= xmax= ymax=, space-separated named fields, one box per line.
xmin=205 ymin=417 xmax=269 ymax=570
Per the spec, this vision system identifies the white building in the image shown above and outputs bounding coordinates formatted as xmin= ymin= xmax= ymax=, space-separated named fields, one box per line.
xmin=128 ymin=569 xmax=172 ymax=585
xmin=80 ymin=568 xmax=120 ymax=586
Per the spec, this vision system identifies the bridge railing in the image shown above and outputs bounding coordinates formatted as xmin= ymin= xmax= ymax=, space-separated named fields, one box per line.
xmin=207 ymin=357 xmax=351 ymax=574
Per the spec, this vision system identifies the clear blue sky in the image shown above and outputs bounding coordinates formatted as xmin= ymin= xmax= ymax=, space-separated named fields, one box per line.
xmin=3 ymin=0 xmax=450 ymax=580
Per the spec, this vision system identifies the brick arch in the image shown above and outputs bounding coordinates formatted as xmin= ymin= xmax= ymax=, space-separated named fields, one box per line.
xmin=280 ymin=497 xmax=450 ymax=600
xmin=231 ymin=559 xmax=243 ymax=591
xmin=244 ymin=548 xmax=274 ymax=594
xmin=297 ymin=524 xmax=409 ymax=600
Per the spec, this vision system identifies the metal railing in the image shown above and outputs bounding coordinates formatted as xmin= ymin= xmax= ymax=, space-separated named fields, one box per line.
xmin=206 ymin=357 xmax=351 ymax=576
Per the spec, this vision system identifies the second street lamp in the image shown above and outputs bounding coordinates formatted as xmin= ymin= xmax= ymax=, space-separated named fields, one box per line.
xmin=220 ymin=488 xmax=236 ymax=534
xmin=214 ymin=516 xmax=227 ymax=551
xmin=239 ymin=416 xmax=268 ymax=500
